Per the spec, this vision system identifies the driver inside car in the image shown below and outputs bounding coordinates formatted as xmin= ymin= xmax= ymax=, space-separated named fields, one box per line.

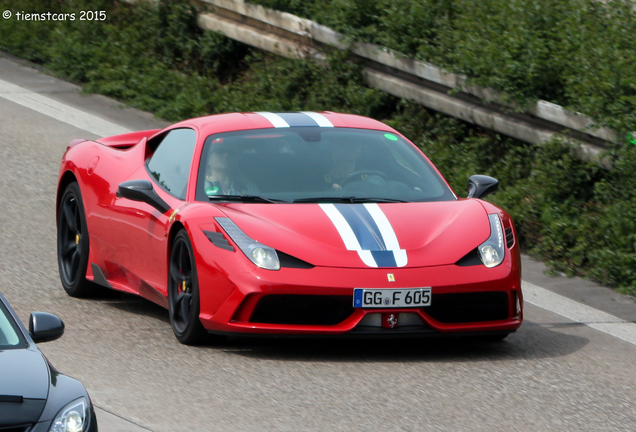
xmin=204 ymin=145 xmax=258 ymax=196
xmin=324 ymin=140 xmax=362 ymax=191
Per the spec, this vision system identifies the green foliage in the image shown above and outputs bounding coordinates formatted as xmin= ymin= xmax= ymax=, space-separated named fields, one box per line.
xmin=252 ymin=0 xmax=636 ymax=135
xmin=0 ymin=0 xmax=635 ymax=295
xmin=0 ymin=0 xmax=249 ymax=119
xmin=208 ymin=50 xmax=393 ymax=116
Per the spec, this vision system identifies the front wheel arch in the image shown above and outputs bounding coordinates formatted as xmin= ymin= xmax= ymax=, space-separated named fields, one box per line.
xmin=56 ymin=171 xmax=79 ymax=224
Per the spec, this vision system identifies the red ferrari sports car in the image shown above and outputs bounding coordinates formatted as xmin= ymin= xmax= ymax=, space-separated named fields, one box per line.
xmin=57 ymin=111 xmax=522 ymax=344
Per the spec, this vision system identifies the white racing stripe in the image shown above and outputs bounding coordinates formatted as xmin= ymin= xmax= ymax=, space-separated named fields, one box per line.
xmin=300 ymin=111 xmax=334 ymax=127
xmin=363 ymin=203 xmax=408 ymax=267
xmin=523 ymin=281 xmax=636 ymax=346
xmin=0 ymin=78 xmax=131 ymax=137
xmin=357 ymin=250 xmax=377 ymax=268
xmin=319 ymin=203 xmax=377 ymax=267
xmin=319 ymin=203 xmax=360 ymax=250
xmin=255 ymin=111 xmax=290 ymax=128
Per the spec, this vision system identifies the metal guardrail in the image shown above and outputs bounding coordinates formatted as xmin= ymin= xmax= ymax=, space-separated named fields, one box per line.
xmin=128 ymin=0 xmax=615 ymax=162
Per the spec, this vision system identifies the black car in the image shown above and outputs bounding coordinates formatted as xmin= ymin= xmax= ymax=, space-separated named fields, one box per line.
xmin=0 ymin=291 xmax=97 ymax=431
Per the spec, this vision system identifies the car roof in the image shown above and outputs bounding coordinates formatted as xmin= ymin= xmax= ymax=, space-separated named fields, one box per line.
xmin=169 ymin=112 xmax=398 ymax=138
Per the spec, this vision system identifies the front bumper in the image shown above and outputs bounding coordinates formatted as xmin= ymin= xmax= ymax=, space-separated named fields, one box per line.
xmin=197 ymin=257 xmax=523 ymax=337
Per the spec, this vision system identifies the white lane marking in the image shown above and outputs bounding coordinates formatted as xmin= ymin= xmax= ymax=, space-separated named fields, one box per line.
xmin=300 ymin=111 xmax=334 ymax=127
xmin=522 ymin=281 xmax=636 ymax=346
xmin=255 ymin=111 xmax=289 ymax=128
xmin=0 ymin=78 xmax=131 ymax=137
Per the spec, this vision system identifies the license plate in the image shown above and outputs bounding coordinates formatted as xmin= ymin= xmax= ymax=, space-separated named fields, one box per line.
xmin=353 ymin=288 xmax=432 ymax=308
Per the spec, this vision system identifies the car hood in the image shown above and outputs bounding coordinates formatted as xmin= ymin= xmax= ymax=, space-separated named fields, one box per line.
xmin=0 ymin=347 xmax=49 ymax=398
xmin=0 ymin=347 xmax=49 ymax=426
xmin=219 ymin=199 xmax=490 ymax=268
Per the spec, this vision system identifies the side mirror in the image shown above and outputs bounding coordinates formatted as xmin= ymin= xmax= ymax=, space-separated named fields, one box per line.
xmin=29 ymin=312 xmax=65 ymax=343
xmin=467 ymin=175 xmax=499 ymax=199
xmin=117 ymin=180 xmax=171 ymax=213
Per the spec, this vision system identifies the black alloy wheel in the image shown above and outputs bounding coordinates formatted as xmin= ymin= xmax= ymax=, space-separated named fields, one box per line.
xmin=169 ymin=230 xmax=206 ymax=345
xmin=57 ymin=182 xmax=92 ymax=297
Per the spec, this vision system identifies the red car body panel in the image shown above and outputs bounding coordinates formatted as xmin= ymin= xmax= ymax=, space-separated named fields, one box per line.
xmin=215 ymin=200 xmax=490 ymax=268
xmin=57 ymin=112 xmax=523 ymax=337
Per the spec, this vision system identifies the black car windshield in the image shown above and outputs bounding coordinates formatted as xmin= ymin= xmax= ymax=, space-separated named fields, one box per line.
xmin=195 ymin=127 xmax=456 ymax=203
xmin=0 ymin=300 xmax=26 ymax=349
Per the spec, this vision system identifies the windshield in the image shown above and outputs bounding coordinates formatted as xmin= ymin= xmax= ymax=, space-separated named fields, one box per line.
xmin=195 ymin=127 xmax=456 ymax=203
xmin=0 ymin=299 xmax=26 ymax=349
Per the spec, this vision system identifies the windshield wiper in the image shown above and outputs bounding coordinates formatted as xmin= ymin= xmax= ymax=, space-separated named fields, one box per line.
xmin=293 ymin=196 xmax=408 ymax=203
xmin=208 ymin=195 xmax=285 ymax=203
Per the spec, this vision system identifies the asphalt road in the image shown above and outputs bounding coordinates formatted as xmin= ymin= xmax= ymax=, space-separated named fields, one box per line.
xmin=0 ymin=53 xmax=635 ymax=432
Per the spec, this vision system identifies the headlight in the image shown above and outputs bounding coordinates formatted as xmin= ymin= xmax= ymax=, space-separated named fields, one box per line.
xmin=478 ymin=214 xmax=505 ymax=268
xmin=49 ymin=397 xmax=89 ymax=432
xmin=215 ymin=217 xmax=280 ymax=270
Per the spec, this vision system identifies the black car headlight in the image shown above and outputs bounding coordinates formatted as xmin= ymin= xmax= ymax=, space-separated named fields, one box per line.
xmin=478 ymin=214 xmax=505 ymax=268
xmin=49 ymin=397 xmax=89 ymax=432
xmin=215 ymin=217 xmax=280 ymax=270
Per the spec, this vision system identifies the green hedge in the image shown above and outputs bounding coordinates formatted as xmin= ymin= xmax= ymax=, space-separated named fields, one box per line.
xmin=0 ymin=0 xmax=634 ymax=295
xmin=253 ymin=0 xmax=636 ymax=137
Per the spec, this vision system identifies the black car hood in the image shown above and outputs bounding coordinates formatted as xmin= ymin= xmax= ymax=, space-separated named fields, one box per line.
xmin=0 ymin=347 xmax=49 ymax=398
xmin=0 ymin=347 xmax=49 ymax=426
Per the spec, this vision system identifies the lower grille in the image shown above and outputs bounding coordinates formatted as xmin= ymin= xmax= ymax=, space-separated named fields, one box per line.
xmin=425 ymin=291 xmax=509 ymax=323
xmin=0 ymin=426 xmax=32 ymax=432
xmin=250 ymin=295 xmax=355 ymax=325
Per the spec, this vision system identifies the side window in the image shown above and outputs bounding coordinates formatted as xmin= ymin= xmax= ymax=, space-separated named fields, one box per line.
xmin=146 ymin=128 xmax=196 ymax=199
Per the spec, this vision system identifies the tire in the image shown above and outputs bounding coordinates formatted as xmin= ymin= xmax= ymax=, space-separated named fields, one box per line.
xmin=168 ymin=230 xmax=207 ymax=345
xmin=57 ymin=182 xmax=93 ymax=297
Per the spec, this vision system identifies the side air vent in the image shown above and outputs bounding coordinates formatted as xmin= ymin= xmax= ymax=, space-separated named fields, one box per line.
xmin=456 ymin=248 xmax=482 ymax=267
xmin=505 ymin=227 xmax=514 ymax=248
xmin=277 ymin=251 xmax=314 ymax=269
xmin=203 ymin=230 xmax=234 ymax=251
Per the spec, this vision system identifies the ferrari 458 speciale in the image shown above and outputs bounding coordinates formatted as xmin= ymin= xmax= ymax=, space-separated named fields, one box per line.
xmin=57 ymin=111 xmax=522 ymax=344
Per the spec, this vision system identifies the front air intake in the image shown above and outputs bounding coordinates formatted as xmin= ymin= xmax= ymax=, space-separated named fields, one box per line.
xmin=425 ymin=292 xmax=509 ymax=323
xmin=250 ymin=295 xmax=354 ymax=325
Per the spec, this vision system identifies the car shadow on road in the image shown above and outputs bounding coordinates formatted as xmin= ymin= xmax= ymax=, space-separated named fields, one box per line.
xmin=97 ymin=292 xmax=171 ymax=324
xmin=207 ymin=321 xmax=589 ymax=362
xmin=90 ymin=294 xmax=591 ymax=362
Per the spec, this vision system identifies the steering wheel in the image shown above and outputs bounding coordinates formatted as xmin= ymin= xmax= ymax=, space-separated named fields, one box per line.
xmin=340 ymin=170 xmax=388 ymax=187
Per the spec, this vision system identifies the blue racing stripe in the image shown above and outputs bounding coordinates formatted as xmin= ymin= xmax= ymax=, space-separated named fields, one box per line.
xmin=334 ymin=204 xmax=386 ymax=251
xmin=276 ymin=112 xmax=320 ymax=127
xmin=371 ymin=251 xmax=398 ymax=267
